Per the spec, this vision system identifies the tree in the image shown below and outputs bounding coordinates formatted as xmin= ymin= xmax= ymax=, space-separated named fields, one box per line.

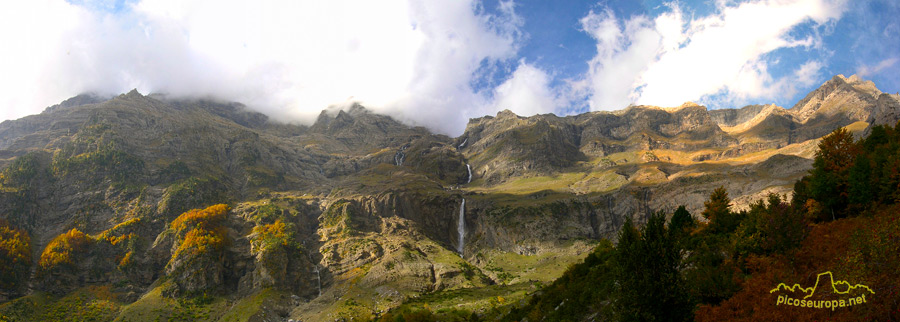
xmin=0 ymin=220 xmax=31 ymax=292
xmin=733 ymin=194 xmax=808 ymax=257
xmin=702 ymin=187 xmax=741 ymax=234
xmin=791 ymin=176 xmax=812 ymax=215
xmin=848 ymin=152 xmax=873 ymax=208
xmin=615 ymin=213 xmax=693 ymax=322
xmin=808 ymin=128 xmax=859 ymax=219
xmin=614 ymin=217 xmax=644 ymax=321
xmin=701 ymin=187 xmax=730 ymax=222
xmin=669 ymin=205 xmax=694 ymax=246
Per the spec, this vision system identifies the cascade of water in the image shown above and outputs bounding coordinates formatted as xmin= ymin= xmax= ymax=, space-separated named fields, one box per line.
xmin=457 ymin=199 xmax=465 ymax=254
xmin=394 ymin=145 xmax=407 ymax=166
xmin=466 ymin=164 xmax=472 ymax=183
xmin=394 ymin=151 xmax=404 ymax=166
xmin=314 ymin=264 xmax=322 ymax=297
xmin=458 ymin=138 xmax=467 ymax=150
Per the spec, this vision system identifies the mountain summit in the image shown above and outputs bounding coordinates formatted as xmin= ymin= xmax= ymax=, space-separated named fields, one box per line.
xmin=0 ymin=75 xmax=897 ymax=320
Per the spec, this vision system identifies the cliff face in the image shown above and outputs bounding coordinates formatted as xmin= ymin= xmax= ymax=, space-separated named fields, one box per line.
xmin=0 ymin=74 xmax=897 ymax=320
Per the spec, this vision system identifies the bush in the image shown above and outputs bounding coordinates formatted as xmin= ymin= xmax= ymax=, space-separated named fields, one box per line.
xmin=0 ymin=153 xmax=43 ymax=189
xmin=0 ymin=220 xmax=31 ymax=290
xmin=169 ymin=204 xmax=230 ymax=263
xmin=95 ymin=218 xmax=143 ymax=272
xmin=157 ymin=177 xmax=227 ymax=217
xmin=174 ymin=228 xmax=227 ymax=259
xmin=251 ymin=220 xmax=298 ymax=254
xmin=40 ymin=228 xmax=93 ymax=270
xmin=732 ymin=194 xmax=808 ymax=257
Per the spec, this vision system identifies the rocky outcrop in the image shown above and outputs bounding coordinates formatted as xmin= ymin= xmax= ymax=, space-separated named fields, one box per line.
xmin=790 ymin=74 xmax=880 ymax=123
xmin=709 ymin=104 xmax=768 ymax=127
xmin=460 ymin=111 xmax=582 ymax=183
xmin=867 ymin=93 xmax=900 ymax=129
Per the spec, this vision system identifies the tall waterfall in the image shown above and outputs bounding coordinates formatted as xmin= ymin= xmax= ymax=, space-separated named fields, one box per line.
xmin=457 ymin=199 xmax=465 ymax=254
xmin=314 ymin=263 xmax=322 ymax=297
xmin=458 ymin=138 xmax=467 ymax=150
xmin=466 ymin=164 xmax=472 ymax=184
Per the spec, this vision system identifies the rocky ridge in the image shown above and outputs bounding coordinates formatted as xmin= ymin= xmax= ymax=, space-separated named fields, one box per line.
xmin=0 ymin=74 xmax=897 ymax=320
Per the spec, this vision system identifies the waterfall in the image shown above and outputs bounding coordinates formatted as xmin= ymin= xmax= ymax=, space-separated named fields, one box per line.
xmin=466 ymin=164 xmax=472 ymax=184
xmin=314 ymin=263 xmax=322 ymax=297
xmin=457 ymin=199 xmax=465 ymax=255
xmin=458 ymin=137 xmax=467 ymax=150
xmin=302 ymin=240 xmax=323 ymax=297
xmin=394 ymin=145 xmax=408 ymax=166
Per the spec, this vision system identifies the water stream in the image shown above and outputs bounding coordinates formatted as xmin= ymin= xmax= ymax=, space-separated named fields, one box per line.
xmin=314 ymin=263 xmax=322 ymax=297
xmin=394 ymin=145 xmax=407 ymax=166
xmin=466 ymin=164 xmax=472 ymax=183
xmin=457 ymin=199 xmax=465 ymax=254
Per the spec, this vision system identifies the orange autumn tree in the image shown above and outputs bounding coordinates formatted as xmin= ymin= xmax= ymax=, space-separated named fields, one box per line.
xmin=169 ymin=204 xmax=229 ymax=262
xmin=40 ymin=228 xmax=93 ymax=271
xmin=0 ymin=219 xmax=31 ymax=290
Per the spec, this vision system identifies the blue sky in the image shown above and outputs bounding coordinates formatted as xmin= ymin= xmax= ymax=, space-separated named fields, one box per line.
xmin=477 ymin=0 xmax=899 ymax=115
xmin=0 ymin=0 xmax=898 ymax=135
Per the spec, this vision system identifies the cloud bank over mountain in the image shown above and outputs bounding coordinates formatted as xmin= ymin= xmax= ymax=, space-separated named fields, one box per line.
xmin=1 ymin=0 xmax=894 ymax=135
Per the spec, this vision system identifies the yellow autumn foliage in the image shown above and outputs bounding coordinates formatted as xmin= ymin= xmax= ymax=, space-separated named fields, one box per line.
xmin=40 ymin=228 xmax=93 ymax=270
xmin=170 ymin=204 xmax=230 ymax=261
xmin=251 ymin=219 xmax=296 ymax=254
xmin=171 ymin=204 xmax=228 ymax=235
xmin=0 ymin=219 xmax=31 ymax=289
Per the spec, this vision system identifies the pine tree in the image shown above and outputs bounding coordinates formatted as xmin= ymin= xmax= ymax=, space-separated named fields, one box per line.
xmin=701 ymin=187 xmax=730 ymax=222
xmin=615 ymin=213 xmax=693 ymax=322
xmin=669 ymin=205 xmax=694 ymax=247
xmin=702 ymin=187 xmax=741 ymax=233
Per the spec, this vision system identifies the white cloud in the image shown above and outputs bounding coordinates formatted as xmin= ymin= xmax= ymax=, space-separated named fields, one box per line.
xmin=581 ymin=0 xmax=847 ymax=110
xmin=388 ymin=0 xmax=524 ymax=134
xmin=0 ymin=0 xmax=524 ymax=135
xmin=581 ymin=8 xmax=665 ymax=110
xmin=492 ymin=60 xmax=560 ymax=116
xmin=0 ymin=0 xmax=857 ymax=136
xmin=0 ymin=1 xmax=89 ymax=121
xmin=856 ymin=57 xmax=898 ymax=77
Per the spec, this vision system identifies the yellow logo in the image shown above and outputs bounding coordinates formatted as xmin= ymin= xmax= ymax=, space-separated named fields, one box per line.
xmin=770 ymin=271 xmax=874 ymax=310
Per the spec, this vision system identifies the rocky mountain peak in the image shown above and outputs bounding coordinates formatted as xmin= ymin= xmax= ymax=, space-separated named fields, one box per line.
xmin=121 ymin=88 xmax=144 ymax=99
xmin=41 ymin=93 xmax=108 ymax=114
xmin=496 ymin=109 xmax=520 ymax=119
xmin=790 ymin=74 xmax=881 ymax=123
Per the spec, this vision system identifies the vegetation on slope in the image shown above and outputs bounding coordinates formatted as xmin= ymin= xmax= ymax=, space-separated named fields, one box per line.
xmin=500 ymin=123 xmax=900 ymax=322
xmin=0 ymin=220 xmax=30 ymax=292
xmin=39 ymin=228 xmax=93 ymax=271
xmin=168 ymin=204 xmax=229 ymax=265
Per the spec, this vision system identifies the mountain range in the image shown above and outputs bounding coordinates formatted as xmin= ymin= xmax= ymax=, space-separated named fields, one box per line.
xmin=0 ymin=74 xmax=898 ymax=320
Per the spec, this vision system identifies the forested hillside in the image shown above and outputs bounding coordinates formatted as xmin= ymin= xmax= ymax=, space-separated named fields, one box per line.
xmin=493 ymin=124 xmax=900 ymax=322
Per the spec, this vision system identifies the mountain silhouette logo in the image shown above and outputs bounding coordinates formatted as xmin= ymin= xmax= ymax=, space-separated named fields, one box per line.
xmin=770 ymin=271 xmax=874 ymax=310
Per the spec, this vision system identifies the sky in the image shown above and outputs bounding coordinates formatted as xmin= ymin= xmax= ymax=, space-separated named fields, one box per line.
xmin=0 ymin=0 xmax=898 ymax=135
